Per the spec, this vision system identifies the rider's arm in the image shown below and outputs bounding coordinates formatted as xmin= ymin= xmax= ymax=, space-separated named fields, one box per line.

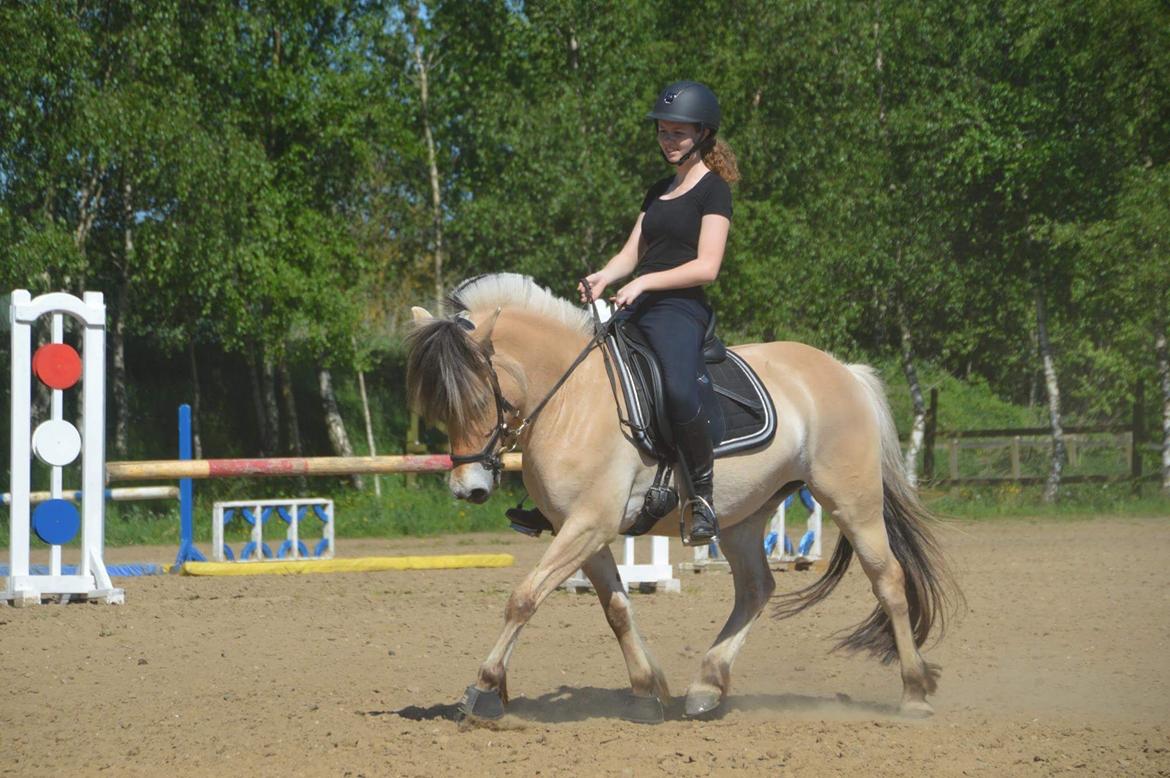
xmin=597 ymin=213 xmax=645 ymax=284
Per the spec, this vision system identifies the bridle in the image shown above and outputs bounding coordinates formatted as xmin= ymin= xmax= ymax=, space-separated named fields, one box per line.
xmin=448 ymin=285 xmax=616 ymax=482
xmin=448 ymin=361 xmax=523 ymax=480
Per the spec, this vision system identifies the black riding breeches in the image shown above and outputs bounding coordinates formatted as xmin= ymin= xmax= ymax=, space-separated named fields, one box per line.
xmin=618 ymin=294 xmax=712 ymax=424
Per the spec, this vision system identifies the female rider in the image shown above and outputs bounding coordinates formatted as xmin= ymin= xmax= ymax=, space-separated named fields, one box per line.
xmin=579 ymin=80 xmax=738 ymax=544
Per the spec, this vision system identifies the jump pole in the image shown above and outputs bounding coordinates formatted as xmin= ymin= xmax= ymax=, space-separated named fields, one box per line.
xmin=107 ymin=452 xmax=523 ymax=481
xmin=146 ymin=404 xmax=522 ymax=566
xmin=2 ymin=486 xmax=179 ymax=505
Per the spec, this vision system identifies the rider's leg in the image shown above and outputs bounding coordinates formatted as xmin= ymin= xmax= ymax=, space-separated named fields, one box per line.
xmin=632 ymin=297 xmax=718 ymax=543
xmin=673 ymin=406 xmax=718 ymax=542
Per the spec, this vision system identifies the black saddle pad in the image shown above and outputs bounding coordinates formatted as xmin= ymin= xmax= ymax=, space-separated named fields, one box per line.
xmin=605 ymin=319 xmax=776 ymax=461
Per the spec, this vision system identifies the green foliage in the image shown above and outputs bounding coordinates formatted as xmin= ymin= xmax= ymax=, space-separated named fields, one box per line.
xmin=1 ymin=0 xmax=1167 ymax=509
xmin=0 ymin=478 xmax=524 ymax=549
xmin=878 ymin=359 xmax=1045 ymax=434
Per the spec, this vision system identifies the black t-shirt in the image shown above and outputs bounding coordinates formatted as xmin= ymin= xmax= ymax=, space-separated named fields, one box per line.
xmin=637 ymin=171 xmax=732 ymax=285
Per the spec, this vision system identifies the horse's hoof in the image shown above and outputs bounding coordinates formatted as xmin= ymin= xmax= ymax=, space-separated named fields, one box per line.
xmin=899 ymin=699 xmax=934 ymax=719
xmin=684 ymin=688 xmax=722 ymax=718
xmin=622 ymin=694 xmax=664 ymax=724
xmin=458 ymin=685 xmax=505 ymax=720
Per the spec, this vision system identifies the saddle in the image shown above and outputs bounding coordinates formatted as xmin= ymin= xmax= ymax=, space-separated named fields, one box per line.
xmin=604 ymin=313 xmax=777 ymax=535
xmin=606 ymin=313 xmax=776 ymax=460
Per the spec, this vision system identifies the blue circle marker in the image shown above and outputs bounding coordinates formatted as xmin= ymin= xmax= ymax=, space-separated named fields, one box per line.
xmin=32 ymin=499 xmax=81 ymax=545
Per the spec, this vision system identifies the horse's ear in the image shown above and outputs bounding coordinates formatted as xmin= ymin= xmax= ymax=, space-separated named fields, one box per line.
xmin=475 ymin=308 xmax=502 ymax=354
xmin=411 ymin=306 xmax=434 ymax=322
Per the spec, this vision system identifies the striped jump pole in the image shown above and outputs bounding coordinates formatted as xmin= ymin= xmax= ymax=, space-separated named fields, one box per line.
xmin=107 ymin=453 xmax=524 ymax=481
xmin=146 ymin=405 xmax=524 ymax=566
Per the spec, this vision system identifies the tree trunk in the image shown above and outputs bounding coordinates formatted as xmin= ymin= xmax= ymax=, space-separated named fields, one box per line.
xmin=409 ymin=8 xmax=445 ymax=312
xmin=355 ymin=359 xmax=381 ymax=496
xmin=1156 ymin=320 xmax=1170 ymax=496
xmin=111 ymin=278 xmax=131 ymax=459
xmin=261 ymin=352 xmax=280 ymax=456
xmin=247 ymin=341 xmax=268 ymax=456
xmin=74 ymin=166 xmax=104 ymax=253
xmin=278 ymin=357 xmax=303 ymax=458
xmin=279 ymin=356 xmax=307 ymax=493
xmin=1028 ymin=328 xmax=1040 ymax=409
xmin=1035 ymin=289 xmax=1066 ymax=502
xmin=318 ymin=368 xmax=363 ymax=489
xmin=109 ymin=179 xmax=136 ymax=458
xmin=188 ymin=340 xmax=203 ymax=459
xmin=899 ymin=316 xmax=927 ymax=487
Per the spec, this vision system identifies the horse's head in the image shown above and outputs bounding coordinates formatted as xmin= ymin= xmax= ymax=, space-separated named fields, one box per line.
xmin=407 ymin=274 xmax=591 ymax=503
xmin=406 ymin=304 xmax=510 ymax=503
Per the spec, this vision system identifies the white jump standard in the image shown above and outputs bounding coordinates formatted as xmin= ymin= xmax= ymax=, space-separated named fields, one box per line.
xmin=3 ymin=290 xmax=123 ymax=606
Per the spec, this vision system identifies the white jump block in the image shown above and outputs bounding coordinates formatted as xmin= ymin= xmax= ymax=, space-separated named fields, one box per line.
xmin=563 ymin=536 xmax=679 ymax=594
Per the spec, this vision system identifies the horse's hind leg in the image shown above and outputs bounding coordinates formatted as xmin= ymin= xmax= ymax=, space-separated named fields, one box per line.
xmin=581 ymin=546 xmax=671 ymax=723
xmin=812 ymin=481 xmax=938 ymax=717
xmin=461 ymin=514 xmax=611 ymax=720
xmin=684 ymin=506 xmax=776 ymax=717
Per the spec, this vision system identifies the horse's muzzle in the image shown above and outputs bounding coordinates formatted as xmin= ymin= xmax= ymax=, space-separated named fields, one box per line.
xmin=449 ymin=466 xmax=495 ymax=504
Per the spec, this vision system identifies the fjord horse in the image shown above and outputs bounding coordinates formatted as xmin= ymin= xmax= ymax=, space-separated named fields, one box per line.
xmin=406 ymin=273 xmax=957 ymax=722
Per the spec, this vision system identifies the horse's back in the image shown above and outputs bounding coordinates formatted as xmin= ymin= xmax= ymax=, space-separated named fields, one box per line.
xmin=731 ymin=340 xmax=865 ymax=396
xmin=730 ymin=340 xmax=883 ymax=447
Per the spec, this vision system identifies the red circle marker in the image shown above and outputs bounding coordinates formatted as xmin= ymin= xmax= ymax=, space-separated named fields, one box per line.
xmin=32 ymin=344 xmax=82 ymax=390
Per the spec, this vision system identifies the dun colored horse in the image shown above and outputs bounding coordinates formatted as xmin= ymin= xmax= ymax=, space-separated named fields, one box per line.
xmin=407 ymin=273 xmax=957 ymax=722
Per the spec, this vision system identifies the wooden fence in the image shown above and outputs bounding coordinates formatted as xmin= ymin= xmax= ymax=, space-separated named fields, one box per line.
xmin=921 ymin=384 xmax=1154 ymax=487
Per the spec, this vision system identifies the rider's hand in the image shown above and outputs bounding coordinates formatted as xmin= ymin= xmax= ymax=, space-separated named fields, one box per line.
xmin=578 ymin=272 xmax=608 ymax=303
xmin=611 ymin=277 xmax=646 ymax=309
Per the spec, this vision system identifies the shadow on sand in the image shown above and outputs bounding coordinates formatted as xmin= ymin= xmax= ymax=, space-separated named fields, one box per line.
xmin=364 ymin=685 xmax=898 ymax=724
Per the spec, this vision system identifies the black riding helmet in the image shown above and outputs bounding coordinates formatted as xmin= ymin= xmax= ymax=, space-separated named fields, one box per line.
xmin=647 ymin=80 xmax=721 ymax=165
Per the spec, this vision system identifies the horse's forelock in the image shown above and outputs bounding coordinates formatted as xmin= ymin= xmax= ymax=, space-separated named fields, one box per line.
xmin=405 ymin=317 xmax=493 ymax=435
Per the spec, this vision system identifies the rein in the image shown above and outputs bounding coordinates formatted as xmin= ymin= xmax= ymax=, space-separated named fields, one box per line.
xmin=450 ymin=286 xmax=616 ymax=480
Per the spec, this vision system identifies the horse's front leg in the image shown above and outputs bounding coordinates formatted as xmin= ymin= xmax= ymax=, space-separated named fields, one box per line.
xmin=460 ymin=515 xmax=610 ymax=720
xmin=684 ymin=507 xmax=776 ymax=717
xmin=581 ymin=546 xmax=671 ymax=723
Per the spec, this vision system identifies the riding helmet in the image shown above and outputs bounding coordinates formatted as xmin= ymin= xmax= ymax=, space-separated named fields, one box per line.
xmin=646 ymin=81 xmax=721 ymax=133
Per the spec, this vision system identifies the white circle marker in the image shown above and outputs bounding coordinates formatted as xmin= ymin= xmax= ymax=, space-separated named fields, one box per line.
xmin=32 ymin=420 xmax=83 ymax=467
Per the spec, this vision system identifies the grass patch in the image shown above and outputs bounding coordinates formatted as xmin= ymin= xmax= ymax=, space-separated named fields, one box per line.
xmin=922 ymin=481 xmax=1169 ymax=520
xmin=3 ymin=473 xmax=1164 ymax=553
xmin=0 ymin=476 xmax=525 ymax=551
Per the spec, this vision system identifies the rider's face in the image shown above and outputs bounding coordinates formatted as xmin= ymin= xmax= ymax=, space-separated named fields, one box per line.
xmin=657 ymin=120 xmax=702 ymax=163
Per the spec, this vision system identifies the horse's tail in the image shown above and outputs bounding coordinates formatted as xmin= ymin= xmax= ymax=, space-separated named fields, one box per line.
xmin=771 ymin=364 xmax=960 ymax=664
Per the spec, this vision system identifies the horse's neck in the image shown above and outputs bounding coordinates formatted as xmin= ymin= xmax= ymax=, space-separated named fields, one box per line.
xmin=494 ymin=311 xmax=593 ymax=416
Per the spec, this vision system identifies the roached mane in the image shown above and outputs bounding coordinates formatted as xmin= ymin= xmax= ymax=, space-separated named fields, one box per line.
xmin=406 ymin=274 xmax=589 ymax=433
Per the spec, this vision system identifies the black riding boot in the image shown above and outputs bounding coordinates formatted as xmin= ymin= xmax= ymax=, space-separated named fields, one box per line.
xmin=505 ymin=504 xmax=556 ymax=537
xmin=674 ymin=409 xmax=718 ymax=544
